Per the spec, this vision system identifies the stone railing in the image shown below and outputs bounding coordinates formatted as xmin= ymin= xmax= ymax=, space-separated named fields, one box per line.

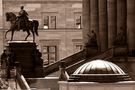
xmin=66 ymin=47 xmax=114 ymax=74
xmin=43 ymin=45 xmax=130 ymax=76
xmin=43 ymin=47 xmax=114 ymax=76
xmin=43 ymin=50 xmax=86 ymax=76
xmin=16 ymin=70 xmax=30 ymax=90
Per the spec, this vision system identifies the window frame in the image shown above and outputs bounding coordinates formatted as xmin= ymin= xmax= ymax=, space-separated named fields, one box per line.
xmin=42 ymin=12 xmax=58 ymax=30
xmin=42 ymin=46 xmax=57 ymax=65
xmin=40 ymin=39 xmax=60 ymax=66
xmin=74 ymin=12 xmax=82 ymax=29
xmin=72 ymin=39 xmax=83 ymax=53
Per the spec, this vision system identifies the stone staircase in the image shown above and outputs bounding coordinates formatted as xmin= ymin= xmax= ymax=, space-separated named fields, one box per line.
xmin=43 ymin=50 xmax=86 ymax=76
xmin=43 ymin=47 xmax=114 ymax=76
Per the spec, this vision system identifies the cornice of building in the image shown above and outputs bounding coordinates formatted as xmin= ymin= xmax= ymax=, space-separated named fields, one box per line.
xmin=3 ymin=0 xmax=82 ymax=4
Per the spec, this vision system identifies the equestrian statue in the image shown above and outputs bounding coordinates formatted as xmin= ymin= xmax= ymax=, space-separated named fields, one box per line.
xmin=5 ymin=6 xmax=39 ymax=42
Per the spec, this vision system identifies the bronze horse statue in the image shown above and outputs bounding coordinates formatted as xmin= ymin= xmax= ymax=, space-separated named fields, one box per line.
xmin=5 ymin=12 xmax=39 ymax=42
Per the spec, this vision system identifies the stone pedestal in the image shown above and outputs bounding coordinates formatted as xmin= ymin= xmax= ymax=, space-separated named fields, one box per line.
xmin=5 ymin=41 xmax=43 ymax=78
xmin=85 ymin=46 xmax=98 ymax=58
xmin=113 ymin=46 xmax=128 ymax=57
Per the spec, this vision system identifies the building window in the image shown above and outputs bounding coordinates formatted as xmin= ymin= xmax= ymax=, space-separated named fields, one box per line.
xmin=42 ymin=46 xmax=57 ymax=65
xmin=76 ymin=16 xmax=81 ymax=29
xmin=43 ymin=16 xmax=49 ymax=29
xmin=73 ymin=39 xmax=83 ymax=53
xmin=74 ymin=12 xmax=82 ymax=29
xmin=40 ymin=39 xmax=60 ymax=66
xmin=75 ymin=44 xmax=83 ymax=51
xmin=43 ymin=15 xmax=57 ymax=29
xmin=74 ymin=44 xmax=83 ymax=53
xmin=50 ymin=16 xmax=56 ymax=29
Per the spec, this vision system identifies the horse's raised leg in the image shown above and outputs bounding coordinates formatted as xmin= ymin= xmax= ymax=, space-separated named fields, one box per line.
xmin=5 ymin=30 xmax=11 ymax=39
xmin=25 ymin=30 xmax=30 ymax=41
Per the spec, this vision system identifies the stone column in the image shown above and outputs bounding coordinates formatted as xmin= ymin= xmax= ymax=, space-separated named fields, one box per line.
xmin=117 ymin=0 xmax=127 ymax=34
xmin=90 ymin=0 xmax=99 ymax=50
xmin=117 ymin=0 xmax=127 ymax=47
xmin=83 ymin=0 xmax=90 ymax=46
xmin=107 ymin=0 xmax=117 ymax=48
xmin=99 ymin=0 xmax=108 ymax=51
xmin=0 ymin=0 xmax=3 ymax=29
xmin=127 ymin=0 xmax=135 ymax=52
xmin=90 ymin=0 xmax=99 ymax=31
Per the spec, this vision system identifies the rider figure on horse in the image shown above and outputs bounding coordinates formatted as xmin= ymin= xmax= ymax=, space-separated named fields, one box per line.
xmin=18 ymin=6 xmax=29 ymax=31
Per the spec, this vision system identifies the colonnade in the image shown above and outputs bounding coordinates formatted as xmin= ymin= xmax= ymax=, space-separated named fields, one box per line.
xmin=83 ymin=0 xmax=135 ymax=52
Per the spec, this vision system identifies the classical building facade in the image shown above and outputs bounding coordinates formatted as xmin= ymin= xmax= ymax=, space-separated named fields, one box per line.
xmin=82 ymin=0 xmax=135 ymax=80
xmin=0 ymin=0 xmax=83 ymax=66
xmin=83 ymin=0 xmax=135 ymax=53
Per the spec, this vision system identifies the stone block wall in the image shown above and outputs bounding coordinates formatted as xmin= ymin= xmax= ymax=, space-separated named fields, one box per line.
xmin=59 ymin=81 xmax=135 ymax=90
xmin=3 ymin=0 xmax=82 ymax=29
xmin=2 ymin=29 xmax=82 ymax=60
